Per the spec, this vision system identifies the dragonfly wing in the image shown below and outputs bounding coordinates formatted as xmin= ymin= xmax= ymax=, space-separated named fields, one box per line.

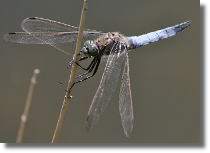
xmin=3 ymin=31 xmax=104 ymax=55
xmin=3 ymin=32 xmax=102 ymax=55
xmin=119 ymin=51 xmax=134 ymax=137
xmin=3 ymin=32 xmax=46 ymax=44
xmin=21 ymin=17 xmax=105 ymax=54
xmin=22 ymin=17 xmax=80 ymax=32
xmin=4 ymin=17 xmax=104 ymax=55
xmin=3 ymin=32 xmax=80 ymax=55
xmin=86 ymin=43 xmax=126 ymax=131
xmin=21 ymin=17 xmax=104 ymax=40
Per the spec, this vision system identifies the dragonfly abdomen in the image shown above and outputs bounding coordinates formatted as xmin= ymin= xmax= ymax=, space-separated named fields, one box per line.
xmin=127 ymin=21 xmax=191 ymax=49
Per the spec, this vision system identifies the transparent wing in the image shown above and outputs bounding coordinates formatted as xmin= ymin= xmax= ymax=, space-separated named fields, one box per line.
xmin=86 ymin=43 xmax=126 ymax=131
xmin=119 ymin=51 xmax=134 ymax=137
xmin=21 ymin=17 xmax=103 ymax=33
xmin=4 ymin=17 xmax=104 ymax=55
xmin=21 ymin=17 xmax=80 ymax=33
xmin=3 ymin=31 xmax=103 ymax=55
xmin=3 ymin=32 xmax=48 ymax=44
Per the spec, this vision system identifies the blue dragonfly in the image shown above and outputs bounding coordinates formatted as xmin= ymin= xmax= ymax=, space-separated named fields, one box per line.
xmin=3 ymin=17 xmax=190 ymax=137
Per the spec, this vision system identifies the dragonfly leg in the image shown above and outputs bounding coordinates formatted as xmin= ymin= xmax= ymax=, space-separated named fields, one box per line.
xmin=75 ymin=58 xmax=98 ymax=79
xmin=66 ymin=58 xmax=101 ymax=92
xmin=67 ymin=56 xmax=89 ymax=68
xmin=59 ymin=58 xmax=97 ymax=85
xmin=73 ymin=57 xmax=96 ymax=71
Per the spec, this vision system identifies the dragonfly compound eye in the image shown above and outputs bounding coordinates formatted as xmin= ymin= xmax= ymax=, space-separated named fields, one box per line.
xmin=88 ymin=45 xmax=98 ymax=57
xmin=84 ymin=40 xmax=91 ymax=47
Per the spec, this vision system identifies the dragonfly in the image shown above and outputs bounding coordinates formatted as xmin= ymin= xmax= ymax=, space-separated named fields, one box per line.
xmin=3 ymin=17 xmax=191 ymax=137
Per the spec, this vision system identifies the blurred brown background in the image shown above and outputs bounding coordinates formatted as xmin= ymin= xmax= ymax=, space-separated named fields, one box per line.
xmin=0 ymin=0 xmax=200 ymax=143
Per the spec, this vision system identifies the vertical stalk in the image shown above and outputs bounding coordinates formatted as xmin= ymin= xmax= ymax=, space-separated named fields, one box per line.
xmin=16 ymin=69 xmax=40 ymax=143
xmin=51 ymin=0 xmax=88 ymax=143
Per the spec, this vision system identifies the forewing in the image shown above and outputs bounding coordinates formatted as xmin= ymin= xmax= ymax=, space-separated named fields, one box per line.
xmin=22 ymin=17 xmax=80 ymax=32
xmin=4 ymin=17 xmax=104 ymax=55
xmin=119 ymin=51 xmax=134 ymax=137
xmin=86 ymin=45 xmax=126 ymax=131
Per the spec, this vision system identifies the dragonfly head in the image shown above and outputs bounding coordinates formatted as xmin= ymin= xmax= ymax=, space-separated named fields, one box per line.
xmin=81 ymin=40 xmax=99 ymax=58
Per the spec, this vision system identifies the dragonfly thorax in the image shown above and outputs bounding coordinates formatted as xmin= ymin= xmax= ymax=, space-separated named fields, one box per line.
xmin=81 ymin=40 xmax=99 ymax=58
xmin=81 ymin=33 xmax=125 ymax=58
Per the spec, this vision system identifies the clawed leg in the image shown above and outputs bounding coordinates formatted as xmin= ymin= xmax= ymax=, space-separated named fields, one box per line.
xmin=59 ymin=56 xmax=94 ymax=85
xmin=75 ymin=58 xmax=97 ymax=79
xmin=67 ymin=55 xmax=88 ymax=68
xmin=66 ymin=58 xmax=101 ymax=92
xmin=59 ymin=58 xmax=98 ymax=85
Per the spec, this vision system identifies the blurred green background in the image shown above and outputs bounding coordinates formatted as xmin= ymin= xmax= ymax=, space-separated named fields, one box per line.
xmin=0 ymin=0 xmax=199 ymax=143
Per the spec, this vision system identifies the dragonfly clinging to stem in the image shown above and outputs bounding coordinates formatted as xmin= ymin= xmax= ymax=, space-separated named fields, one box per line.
xmin=3 ymin=17 xmax=191 ymax=137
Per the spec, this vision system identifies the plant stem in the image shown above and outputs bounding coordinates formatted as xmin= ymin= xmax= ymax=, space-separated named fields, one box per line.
xmin=51 ymin=0 xmax=88 ymax=143
xmin=16 ymin=69 xmax=40 ymax=143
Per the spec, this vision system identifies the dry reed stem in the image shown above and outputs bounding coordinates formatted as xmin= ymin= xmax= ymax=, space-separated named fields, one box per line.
xmin=16 ymin=69 xmax=40 ymax=143
xmin=51 ymin=0 xmax=88 ymax=143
